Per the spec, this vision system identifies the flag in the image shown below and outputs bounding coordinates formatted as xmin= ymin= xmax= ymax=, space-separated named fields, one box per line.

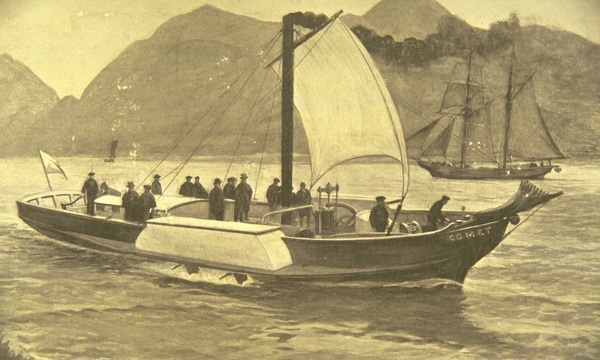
xmin=39 ymin=149 xmax=68 ymax=179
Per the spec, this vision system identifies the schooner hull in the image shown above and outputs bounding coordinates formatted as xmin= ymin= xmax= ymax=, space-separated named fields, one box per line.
xmin=417 ymin=161 xmax=555 ymax=180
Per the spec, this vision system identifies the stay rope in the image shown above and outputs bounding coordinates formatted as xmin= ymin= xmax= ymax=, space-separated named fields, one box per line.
xmin=156 ymin=31 xmax=283 ymax=198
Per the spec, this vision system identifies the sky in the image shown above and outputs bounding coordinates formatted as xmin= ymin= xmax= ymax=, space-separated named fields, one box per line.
xmin=0 ymin=0 xmax=597 ymax=98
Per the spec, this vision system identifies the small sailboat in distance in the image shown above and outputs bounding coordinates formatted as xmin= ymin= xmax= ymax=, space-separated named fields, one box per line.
xmin=104 ymin=139 xmax=119 ymax=163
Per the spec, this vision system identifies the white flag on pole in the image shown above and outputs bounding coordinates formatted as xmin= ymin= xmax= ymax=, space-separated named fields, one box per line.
xmin=39 ymin=150 xmax=68 ymax=179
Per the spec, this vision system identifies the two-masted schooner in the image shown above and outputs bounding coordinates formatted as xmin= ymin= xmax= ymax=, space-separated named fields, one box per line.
xmin=412 ymin=53 xmax=564 ymax=179
xmin=17 ymin=11 xmax=561 ymax=284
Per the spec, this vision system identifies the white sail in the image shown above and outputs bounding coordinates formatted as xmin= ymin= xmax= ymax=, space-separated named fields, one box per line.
xmin=290 ymin=19 xmax=408 ymax=193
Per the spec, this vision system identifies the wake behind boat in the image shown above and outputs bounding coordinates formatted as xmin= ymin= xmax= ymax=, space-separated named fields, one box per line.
xmin=17 ymin=11 xmax=562 ymax=284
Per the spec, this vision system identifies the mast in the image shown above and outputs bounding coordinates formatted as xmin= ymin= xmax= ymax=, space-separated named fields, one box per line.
xmin=460 ymin=52 xmax=473 ymax=168
xmin=281 ymin=14 xmax=295 ymax=209
xmin=502 ymin=48 xmax=515 ymax=173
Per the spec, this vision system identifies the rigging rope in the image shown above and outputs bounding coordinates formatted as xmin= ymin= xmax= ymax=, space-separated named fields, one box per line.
xmin=154 ymin=30 xmax=283 ymax=198
xmin=223 ymin=57 xmax=273 ymax=181
xmin=254 ymin=60 xmax=281 ymax=197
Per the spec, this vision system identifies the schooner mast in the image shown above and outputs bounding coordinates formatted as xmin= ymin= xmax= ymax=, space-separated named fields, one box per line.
xmin=460 ymin=52 xmax=474 ymax=168
xmin=502 ymin=50 xmax=515 ymax=173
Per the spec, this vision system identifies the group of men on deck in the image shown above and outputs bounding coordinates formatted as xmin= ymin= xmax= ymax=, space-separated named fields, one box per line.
xmin=84 ymin=171 xmax=450 ymax=232
xmin=80 ymin=172 xmax=157 ymax=222
xmin=265 ymin=178 xmax=313 ymax=226
xmin=121 ymin=182 xmax=157 ymax=222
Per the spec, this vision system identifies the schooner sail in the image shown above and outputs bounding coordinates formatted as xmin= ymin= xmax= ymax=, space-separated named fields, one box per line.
xmin=413 ymin=54 xmax=563 ymax=179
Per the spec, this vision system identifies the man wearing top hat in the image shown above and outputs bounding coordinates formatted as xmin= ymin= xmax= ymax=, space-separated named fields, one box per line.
xmin=236 ymin=173 xmax=253 ymax=221
xmin=369 ymin=195 xmax=389 ymax=232
xmin=427 ymin=195 xmax=450 ymax=229
xmin=179 ymin=175 xmax=195 ymax=197
xmin=81 ymin=172 xmax=99 ymax=215
xmin=121 ymin=182 xmax=139 ymax=221
xmin=209 ymin=178 xmax=225 ymax=221
xmin=138 ymin=184 xmax=157 ymax=222
xmin=266 ymin=178 xmax=281 ymax=211
xmin=151 ymin=174 xmax=162 ymax=195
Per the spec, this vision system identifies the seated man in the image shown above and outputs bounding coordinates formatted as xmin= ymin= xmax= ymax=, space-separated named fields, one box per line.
xmin=427 ymin=195 xmax=450 ymax=230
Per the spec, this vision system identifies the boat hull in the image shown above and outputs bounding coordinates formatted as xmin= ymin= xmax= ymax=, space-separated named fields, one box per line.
xmin=417 ymin=161 xmax=556 ymax=180
xmin=278 ymin=220 xmax=508 ymax=283
xmin=17 ymin=199 xmax=143 ymax=252
xmin=16 ymin=192 xmax=510 ymax=284
xmin=17 ymin=180 xmax=561 ymax=284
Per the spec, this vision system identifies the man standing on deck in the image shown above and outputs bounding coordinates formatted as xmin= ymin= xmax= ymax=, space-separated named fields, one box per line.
xmin=223 ymin=177 xmax=238 ymax=221
xmin=81 ymin=172 xmax=99 ymax=215
xmin=151 ymin=174 xmax=162 ymax=195
xmin=121 ymin=182 xmax=139 ymax=221
xmin=369 ymin=196 xmax=389 ymax=232
xmin=193 ymin=176 xmax=209 ymax=199
xmin=427 ymin=195 xmax=450 ymax=229
xmin=296 ymin=182 xmax=312 ymax=227
xmin=179 ymin=176 xmax=195 ymax=197
xmin=209 ymin=178 xmax=225 ymax=221
xmin=138 ymin=184 xmax=157 ymax=222
xmin=236 ymin=173 xmax=253 ymax=222
xmin=266 ymin=178 xmax=281 ymax=211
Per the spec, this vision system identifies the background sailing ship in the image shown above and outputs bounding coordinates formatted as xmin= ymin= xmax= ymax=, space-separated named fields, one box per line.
xmin=410 ymin=52 xmax=564 ymax=179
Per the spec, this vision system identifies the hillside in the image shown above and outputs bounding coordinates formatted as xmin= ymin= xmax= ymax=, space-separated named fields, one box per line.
xmin=0 ymin=54 xmax=59 ymax=155
xmin=342 ymin=0 xmax=451 ymax=41
xmin=7 ymin=1 xmax=599 ymax=159
xmin=33 ymin=5 xmax=297 ymax=159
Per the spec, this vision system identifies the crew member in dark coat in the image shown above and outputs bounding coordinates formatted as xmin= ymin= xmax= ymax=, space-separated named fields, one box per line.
xmin=236 ymin=173 xmax=253 ymax=222
xmin=179 ymin=176 xmax=195 ymax=197
xmin=121 ymin=182 xmax=139 ymax=221
xmin=193 ymin=176 xmax=209 ymax=199
xmin=369 ymin=196 xmax=389 ymax=232
xmin=266 ymin=178 xmax=281 ymax=211
xmin=138 ymin=184 xmax=157 ymax=222
xmin=223 ymin=177 xmax=238 ymax=221
xmin=151 ymin=174 xmax=162 ymax=195
xmin=427 ymin=195 xmax=450 ymax=229
xmin=296 ymin=182 xmax=312 ymax=227
xmin=209 ymin=178 xmax=225 ymax=221
xmin=81 ymin=172 xmax=99 ymax=215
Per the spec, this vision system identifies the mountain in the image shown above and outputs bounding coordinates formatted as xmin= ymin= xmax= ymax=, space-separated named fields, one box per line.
xmin=32 ymin=5 xmax=297 ymax=158
xmin=343 ymin=0 xmax=451 ymax=41
xmin=11 ymin=1 xmax=599 ymax=159
xmin=0 ymin=54 xmax=59 ymax=155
